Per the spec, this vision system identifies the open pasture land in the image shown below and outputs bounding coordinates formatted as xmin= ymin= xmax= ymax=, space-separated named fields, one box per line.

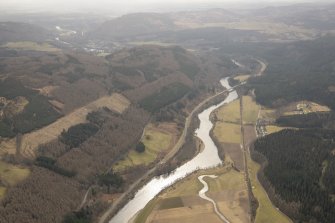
xmin=214 ymin=92 xmax=290 ymax=222
xmin=214 ymin=98 xmax=240 ymax=123
xmin=242 ymin=96 xmax=260 ymax=124
xmin=213 ymin=122 xmax=241 ymax=144
xmin=136 ymin=167 xmax=250 ymax=223
xmin=0 ymin=161 xmax=30 ymax=199
xmin=259 ymin=108 xmax=276 ymax=120
xmin=212 ymin=97 xmax=243 ymax=168
xmin=213 ymin=95 xmax=259 ymax=126
xmin=0 ymin=186 xmax=6 ymax=199
xmin=234 ymin=75 xmax=251 ymax=82
xmin=19 ymin=93 xmax=130 ymax=158
xmin=2 ymin=41 xmax=60 ymax=52
xmin=0 ymin=161 xmax=30 ymax=186
xmin=266 ymin=125 xmax=285 ymax=134
xmin=208 ymin=170 xmax=250 ymax=223
xmin=113 ymin=122 xmax=178 ymax=171
xmin=220 ymin=143 xmax=244 ymax=171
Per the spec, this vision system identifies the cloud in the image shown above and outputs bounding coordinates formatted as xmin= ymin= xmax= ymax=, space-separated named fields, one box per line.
xmin=0 ymin=0 xmax=319 ymax=14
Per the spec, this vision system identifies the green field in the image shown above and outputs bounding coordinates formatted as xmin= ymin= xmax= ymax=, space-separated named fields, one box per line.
xmin=113 ymin=127 xmax=172 ymax=171
xmin=0 ymin=186 xmax=6 ymax=199
xmin=166 ymin=176 xmax=203 ymax=198
xmin=215 ymin=94 xmax=259 ymax=125
xmin=159 ymin=196 xmax=184 ymax=210
xmin=266 ymin=125 xmax=285 ymax=134
xmin=0 ymin=161 xmax=30 ymax=199
xmin=207 ymin=169 xmax=245 ymax=192
xmin=215 ymin=93 xmax=291 ymax=222
xmin=242 ymin=96 xmax=260 ymax=124
xmin=247 ymin=156 xmax=292 ymax=223
xmin=216 ymin=99 xmax=240 ymax=123
xmin=234 ymin=75 xmax=250 ymax=82
xmin=0 ymin=161 xmax=30 ymax=186
xmin=260 ymin=108 xmax=276 ymax=119
xmin=134 ymin=167 xmax=247 ymax=223
xmin=134 ymin=199 xmax=158 ymax=223
xmin=213 ymin=122 xmax=241 ymax=144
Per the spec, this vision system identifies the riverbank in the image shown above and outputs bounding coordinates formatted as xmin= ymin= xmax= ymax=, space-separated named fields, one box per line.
xmin=99 ymin=79 xmax=240 ymax=223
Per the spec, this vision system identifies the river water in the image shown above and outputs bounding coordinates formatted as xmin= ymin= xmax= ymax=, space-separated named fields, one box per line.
xmin=110 ymin=77 xmax=238 ymax=223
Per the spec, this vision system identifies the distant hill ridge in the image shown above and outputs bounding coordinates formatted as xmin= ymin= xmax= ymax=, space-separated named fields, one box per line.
xmin=89 ymin=8 xmax=240 ymax=40
xmin=0 ymin=22 xmax=52 ymax=43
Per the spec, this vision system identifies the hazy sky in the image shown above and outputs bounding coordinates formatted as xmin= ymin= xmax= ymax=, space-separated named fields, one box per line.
xmin=0 ymin=0 xmax=328 ymax=14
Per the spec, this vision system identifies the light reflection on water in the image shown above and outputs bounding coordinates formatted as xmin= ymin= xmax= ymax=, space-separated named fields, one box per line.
xmin=110 ymin=77 xmax=238 ymax=223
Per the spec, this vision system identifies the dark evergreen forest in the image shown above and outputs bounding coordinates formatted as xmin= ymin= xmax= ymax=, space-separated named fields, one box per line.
xmin=254 ymin=129 xmax=335 ymax=223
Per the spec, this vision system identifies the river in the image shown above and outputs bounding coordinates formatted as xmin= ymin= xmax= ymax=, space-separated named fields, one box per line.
xmin=109 ymin=77 xmax=238 ymax=223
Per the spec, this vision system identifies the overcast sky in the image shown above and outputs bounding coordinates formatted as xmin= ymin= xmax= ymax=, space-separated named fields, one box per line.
xmin=0 ymin=0 xmax=329 ymax=14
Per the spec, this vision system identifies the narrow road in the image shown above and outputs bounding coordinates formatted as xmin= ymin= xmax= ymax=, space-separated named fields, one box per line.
xmin=98 ymin=82 xmax=245 ymax=223
xmin=254 ymin=59 xmax=267 ymax=76
xmin=238 ymin=59 xmax=292 ymax=222
xmin=198 ymin=175 xmax=230 ymax=223
xmin=77 ymin=186 xmax=92 ymax=210
xmin=240 ymin=96 xmax=253 ymax=223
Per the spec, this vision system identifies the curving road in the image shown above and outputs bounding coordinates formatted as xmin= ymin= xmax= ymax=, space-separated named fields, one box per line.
xmin=254 ymin=59 xmax=267 ymax=76
xmin=198 ymin=175 xmax=230 ymax=223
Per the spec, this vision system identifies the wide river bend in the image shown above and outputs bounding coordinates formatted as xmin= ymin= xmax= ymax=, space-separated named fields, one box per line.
xmin=110 ymin=77 xmax=238 ymax=223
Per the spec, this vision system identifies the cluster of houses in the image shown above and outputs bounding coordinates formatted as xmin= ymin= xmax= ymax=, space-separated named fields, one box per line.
xmin=256 ymin=119 xmax=267 ymax=137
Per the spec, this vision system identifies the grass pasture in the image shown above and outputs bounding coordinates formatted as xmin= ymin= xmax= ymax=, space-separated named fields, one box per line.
xmin=137 ymin=167 xmax=250 ymax=223
xmin=159 ymin=196 xmax=184 ymax=210
xmin=213 ymin=122 xmax=241 ymax=144
xmin=207 ymin=169 xmax=245 ymax=192
xmin=0 ymin=186 xmax=6 ymax=199
xmin=212 ymin=97 xmax=243 ymax=168
xmin=207 ymin=170 xmax=250 ymax=223
xmin=215 ymin=99 xmax=240 ymax=123
xmin=0 ymin=161 xmax=30 ymax=199
xmin=234 ymin=75 xmax=250 ymax=82
xmin=3 ymin=41 xmax=60 ymax=52
xmin=113 ymin=123 xmax=175 ymax=171
xmin=242 ymin=96 xmax=260 ymax=124
xmin=134 ymin=199 xmax=159 ymax=223
xmin=259 ymin=108 xmax=276 ymax=119
xmin=266 ymin=125 xmax=284 ymax=134
xmin=0 ymin=161 xmax=30 ymax=186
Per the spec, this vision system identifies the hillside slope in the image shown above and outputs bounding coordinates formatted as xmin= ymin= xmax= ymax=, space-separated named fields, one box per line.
xmin=0 ymin=22 xmax=53 ymax=43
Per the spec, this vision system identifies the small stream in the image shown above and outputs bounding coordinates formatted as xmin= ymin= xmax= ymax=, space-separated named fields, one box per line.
xmin=198 ymin=175 xmax=230 ymax=223
xmin=109 ymin=77 xmax=238 ymax=223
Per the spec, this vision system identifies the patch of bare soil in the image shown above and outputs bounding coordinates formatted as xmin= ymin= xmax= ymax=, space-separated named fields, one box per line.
xmin=222 ymin=143 xmax=244 ymax=171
